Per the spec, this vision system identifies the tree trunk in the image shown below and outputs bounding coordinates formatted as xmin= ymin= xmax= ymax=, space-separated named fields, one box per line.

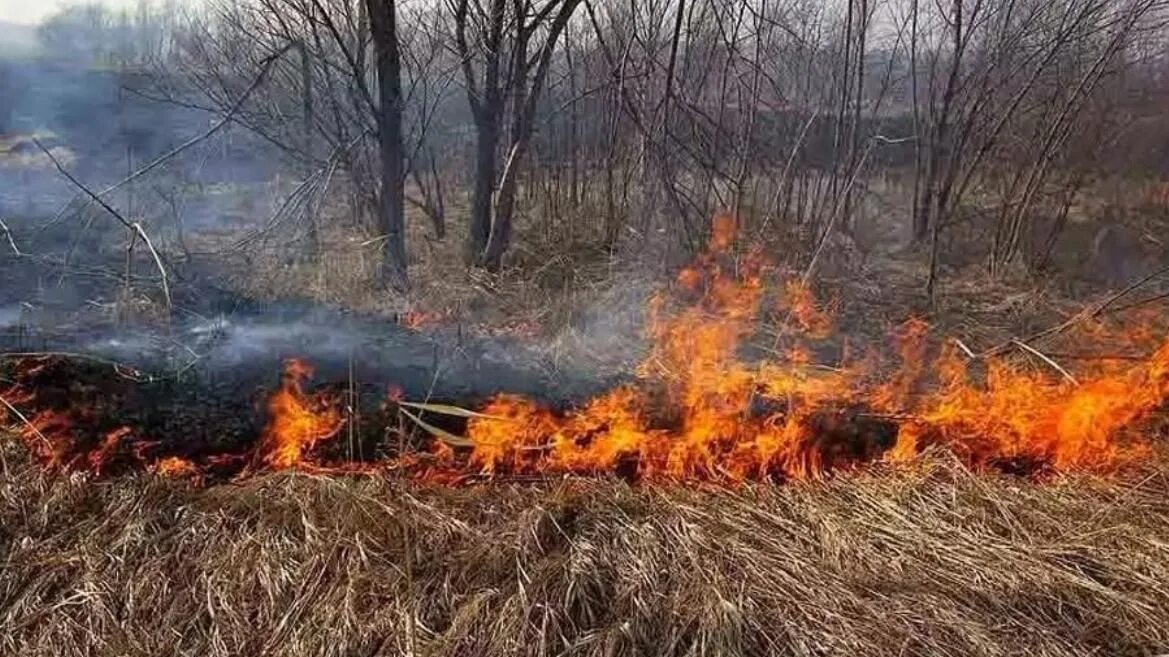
xmin=366 ymin=0 xmax=408 ymax=289
xmin=454 ymin=0 xmax=581 ymax=270
xmin=467 ymin=115 xmax=501 ymax=266
xmin=297 ymin=39 xmax=319 ymax=256
xmin=483 ymin=140 xmax=529 ymax=269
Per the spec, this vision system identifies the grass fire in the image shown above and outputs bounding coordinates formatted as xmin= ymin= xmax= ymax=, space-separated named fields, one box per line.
xmin=5 ymin=0 xmax=1169 ymax=653
xmin=4 ymin=216 xmax=1167 ymax=486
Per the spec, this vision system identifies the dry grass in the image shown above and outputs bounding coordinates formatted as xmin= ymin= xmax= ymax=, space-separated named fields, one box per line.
xmin=2 ymin=447 xmax=1168 ymax=657
xmin=193 ymin=192 xmax=629 ymax=336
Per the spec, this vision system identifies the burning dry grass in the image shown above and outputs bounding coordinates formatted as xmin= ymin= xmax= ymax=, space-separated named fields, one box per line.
xmin=1 ymin=452 xmax=1168 ymax=656
xmin=5 ymin=211 xmax=1169 ymax=484
xmin=4 ymin=210 xmax=1169 ymax=654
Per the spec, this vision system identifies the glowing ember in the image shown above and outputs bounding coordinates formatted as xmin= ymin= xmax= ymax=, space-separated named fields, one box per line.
xmin=20 ymin=410 xmax=77 ymax=467
xmin=153 ymin=456 xmax=201 ymax=478
xmin=399 ymin=309 xmax=449 ymax=330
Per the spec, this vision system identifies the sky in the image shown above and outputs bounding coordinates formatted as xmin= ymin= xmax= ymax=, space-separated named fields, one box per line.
xmin=1 ymin=0 xmax=157 ymax=25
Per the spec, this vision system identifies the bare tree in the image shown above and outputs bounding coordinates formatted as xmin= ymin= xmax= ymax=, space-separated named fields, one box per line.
xmin=451 ymin=0 xmax=584 ymax=270
xmin=107 ymin=0 xmax=1169 ymax=299
xmin=367 ymin=0 xmax=408 ymax=288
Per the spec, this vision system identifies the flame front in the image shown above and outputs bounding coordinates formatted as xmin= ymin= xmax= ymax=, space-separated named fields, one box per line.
xmin=3 ymin=213 xmax=1168 ymax=484
xmin=455 ymin=213 xmax=1169 ymax=481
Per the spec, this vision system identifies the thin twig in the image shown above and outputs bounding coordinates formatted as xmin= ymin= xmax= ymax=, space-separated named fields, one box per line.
xmin=229 ymin=130 xmax=366 ymax=252
xmin=952 ymin=338 xmax=977 ymax=359
xmin=230 ymin=171 xmax=323 ymax=251
xmin=1012 ymin=340 xmax=1079 ymax=385
xmin=0 ymin=392 xmax=51 ymax=454
xmin=34 ymin=139 xmax=134 ymax=230
xmin=0 ymin=218 xmax=22 ymax=255
xmin=76 ymin=43 xmax=295 ymax=208
xmin=760 ymin=109 xmax=818 ymax=235
xmin=1040 ymin=351 xmax=1147 ymax=362
xmin=801 ymin=135 xmax=913 ymax=284
xmin=1091 ymin=264 xmax=1169 ymax=316
xmin=132 ymin=223 xmax=172 ymax=311
xmin=1103 ymin=289 xmax=1169 ymax=315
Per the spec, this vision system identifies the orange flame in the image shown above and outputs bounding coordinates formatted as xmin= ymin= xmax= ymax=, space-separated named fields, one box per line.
xmin=452 ymin=216 xmax=1169 ymax=481
xmin=256 ymin=359 xmax=345 ymax=469
xmin=0 ymin=377 xmax=142 ymax=476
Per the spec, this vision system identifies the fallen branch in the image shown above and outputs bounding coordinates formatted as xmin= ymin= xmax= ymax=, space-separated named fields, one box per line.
xmin=33 ymin=139 xmax=173 ymax=314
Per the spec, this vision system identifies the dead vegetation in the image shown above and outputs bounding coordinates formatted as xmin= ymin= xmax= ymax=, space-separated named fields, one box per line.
xmin=0 ymin=449 xmax=1167 ymax=657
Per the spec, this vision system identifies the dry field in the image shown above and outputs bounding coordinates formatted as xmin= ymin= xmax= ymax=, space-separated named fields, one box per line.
xmin=1 ymin=450 xmax=1168 ymax=657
